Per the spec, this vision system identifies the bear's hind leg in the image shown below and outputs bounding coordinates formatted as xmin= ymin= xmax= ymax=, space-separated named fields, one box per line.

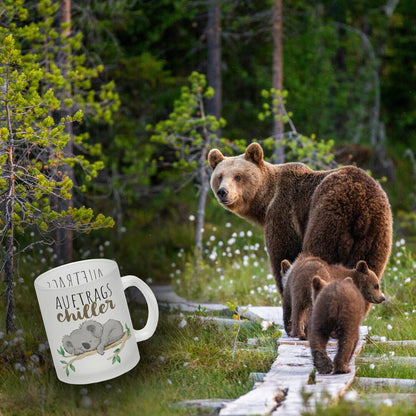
xmin=333 ymin=331 xmax=358 ymax=374
xmin=310 ymin=332 xmax=334 ymax=374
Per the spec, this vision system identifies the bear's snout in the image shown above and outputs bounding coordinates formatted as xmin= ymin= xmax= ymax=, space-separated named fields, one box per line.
xmin=82 ymin=342 xmax=91 ymax=350
xmin=217 ymin=188 xmax=228 ymax=201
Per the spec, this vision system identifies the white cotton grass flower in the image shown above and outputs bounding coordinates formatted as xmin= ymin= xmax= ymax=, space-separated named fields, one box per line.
xmin=261 ymin=320 xmax=273 ymax=331
xmin=369 ymin=363 xmax=375 ymax=370
xmin=189 ymin=215 xmax=195 ymax=221
xmin=178 ymin=319 xmax=187 ymax=329
xmin=344 ymin=390 xmax=358 ymax=402
xmin=387 ymin=324 xmax=393 ymax=330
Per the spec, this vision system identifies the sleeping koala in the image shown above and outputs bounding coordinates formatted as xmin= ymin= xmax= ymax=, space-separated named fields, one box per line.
xmin=62 ymin=319 xmax=124 ymax=355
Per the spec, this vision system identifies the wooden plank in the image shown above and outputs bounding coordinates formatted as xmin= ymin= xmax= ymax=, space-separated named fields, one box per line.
xmin=219 ymin=327 xmax=368 ymax=416
xmin=238 ymin=306 xmax=284 ymax=327
xmin=355 ymin=377 xmax=416 ymax=390
xmin=358 ymin=356 xmax=416 ymax=365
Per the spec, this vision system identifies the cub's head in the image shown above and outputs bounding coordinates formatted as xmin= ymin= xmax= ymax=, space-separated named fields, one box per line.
xmin=311 ymin=275 xmax=328 ymax=303
xmin=351 ymin=261 xmax=385 ymax=304
xmin=208 ymin=143 xmax=265 ymax=218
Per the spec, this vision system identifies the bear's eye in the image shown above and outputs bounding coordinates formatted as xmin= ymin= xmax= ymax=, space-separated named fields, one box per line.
xmin=374 ymin=284 xmax=379 ymax=290
xmin=218 ymin=175 xmax=223 ymax=183
xmin=234 ymin=175 xmax=241 ymax=182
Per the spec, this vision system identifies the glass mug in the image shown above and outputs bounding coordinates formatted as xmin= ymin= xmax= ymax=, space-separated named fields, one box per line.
xmin=34 ymin=259 xmax=159 ymax=384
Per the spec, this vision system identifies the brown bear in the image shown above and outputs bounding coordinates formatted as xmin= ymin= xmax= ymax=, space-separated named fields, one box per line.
xmin=281 ymin=255 xmax=379 ymax=340
xmin=208 ymin=143 xmax=392 ymax=296
xmin=309 ymin=269 xmax=385 ymax=374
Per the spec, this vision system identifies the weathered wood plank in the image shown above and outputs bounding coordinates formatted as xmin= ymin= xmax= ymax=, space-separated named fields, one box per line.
xmin=357 ymin=356 xmax=416 ymax=365
xmin=219 ymin=327 xmax=368 ymax=416
xmin=355 ymin=377 xmax=416 ymax=390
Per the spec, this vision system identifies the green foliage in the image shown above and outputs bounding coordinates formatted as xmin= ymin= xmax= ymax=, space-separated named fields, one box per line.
xmin=148 ymin=71 xmax=228 ymax=177
xmin=258 ymin=89 xmax=337 ymax=169
xmin=0 ymin=33 xmax=114 ymax=236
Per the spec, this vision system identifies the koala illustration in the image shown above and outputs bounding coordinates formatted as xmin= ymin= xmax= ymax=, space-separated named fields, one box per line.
xmin=62 ymin=319 xmax=124 ymax=356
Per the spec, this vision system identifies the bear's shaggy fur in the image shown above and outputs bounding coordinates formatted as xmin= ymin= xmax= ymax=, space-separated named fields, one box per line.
xmin=309 ymin=270 xmax=385 ymax=374
xmin=208 ymin=143 xmax=392 ymax=296
xmin=280 ymin=255 xmax=378 ymax=340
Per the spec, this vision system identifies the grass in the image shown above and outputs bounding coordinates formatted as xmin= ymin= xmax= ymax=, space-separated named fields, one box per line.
xmin=2 ymin=218 xmax=416 ymax=415
xmin=0 ymin=308 xmax=277 ymax=416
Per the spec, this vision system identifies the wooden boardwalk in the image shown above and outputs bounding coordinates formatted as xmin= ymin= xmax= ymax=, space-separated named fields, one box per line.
xmin=219 ymin=327 xmax=368 ymax=416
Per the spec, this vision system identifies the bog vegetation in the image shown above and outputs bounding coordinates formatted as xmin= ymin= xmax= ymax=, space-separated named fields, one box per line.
xmin=1 ymin=1 xmax=416 ymax=415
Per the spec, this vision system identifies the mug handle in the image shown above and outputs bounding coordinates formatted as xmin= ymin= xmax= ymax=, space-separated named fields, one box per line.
xmin=121 ymin=275 xmax=159 ymax=342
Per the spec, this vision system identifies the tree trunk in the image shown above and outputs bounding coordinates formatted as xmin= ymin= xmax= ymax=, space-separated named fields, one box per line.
xmin=272 ymin=0 xmax=284 ymax=163
xmin=4 ymin=225 xmax=16 ymax=333
xmin=207 ymin=0 xmax=222 ymax=132
xmin=4 ymin=66 xmax=16 ymax=333
xmin=55 ymin=0 xmax=73 ymax=264
xmin=195 ymin=166 xmax=210 ymax=255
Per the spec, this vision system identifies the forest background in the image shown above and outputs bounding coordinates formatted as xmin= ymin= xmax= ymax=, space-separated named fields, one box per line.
xmin=2 ymin=0 xmax=416 ymax=328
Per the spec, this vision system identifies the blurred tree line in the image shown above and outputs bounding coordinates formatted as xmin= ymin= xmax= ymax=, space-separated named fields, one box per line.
xmin=2 ymin=0 xmax=416 ymax=284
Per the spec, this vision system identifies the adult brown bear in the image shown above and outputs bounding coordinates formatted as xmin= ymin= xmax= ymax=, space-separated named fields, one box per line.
xmin=208 ymin=143 xmax=392 ymax=296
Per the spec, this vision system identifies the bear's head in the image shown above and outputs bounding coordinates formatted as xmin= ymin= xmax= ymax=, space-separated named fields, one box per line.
xmin=351 ymin=260 xmax=385 ymax=304
xmin=311 ymin=275 xmax=328 ymax=303
xmin=62 ymin=320 xmax=103 ymax=355
xmin=208 ymin=143 xmax=266 ymax=220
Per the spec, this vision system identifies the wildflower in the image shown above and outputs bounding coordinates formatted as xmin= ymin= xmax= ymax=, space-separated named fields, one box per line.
xmin=239 ymin=231 xmax=245 ymax=237
xmin=383 ymin=399 xmax=393 ymax=407
xmin=225 ymin=222 xmax=231 ymax=228
xmin=167 ymin=379 xmax=173 ymax=385
xmin=387 ymin=324 xmax=393 ymax=330
xmin=193 ymin=337 xmax=199 ymax=341
xmin=227 ymin=238 xmax=236 ymax=245
xmin=183 ymin=362 xmax=189 ymax=367
xmin=220 ymin=275 xmax=225 ymax=281
xmin=344 ymin=390 xmax=358 ymax=402
xmin=369 ymin=363 xmax=375 ymax=370
xmin=247 ymin=230 xmax=253 ymax=237
xmin=158 ymin=356 xmax=165 ymax=362
xmin=178 ymin=319 xmax=187 ymax=329
xmin=261 ymin=320 xmax=273 ymax=331
xmin=210 ymin=235 xmax=216 ymax=241
xmin=189 ymin=215 xmax=195 ymax=221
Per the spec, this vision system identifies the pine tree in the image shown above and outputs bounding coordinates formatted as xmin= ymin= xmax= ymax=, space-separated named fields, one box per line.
xmin=0 ymin=32 xmax=114 ymax=333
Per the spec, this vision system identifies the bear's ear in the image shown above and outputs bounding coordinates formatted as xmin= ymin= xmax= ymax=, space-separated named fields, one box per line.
xmin=208 ymin=149 xmax=225 ymax=170
xmin=244 ymin=143 xmax=264 ymax=166
xmin=355 ymin=260 xmax=369 ymax=274
xmin=312 ymin=276 xmax=325 ymax=292
xmin=280 ymin=259 xmax=291 ymax=277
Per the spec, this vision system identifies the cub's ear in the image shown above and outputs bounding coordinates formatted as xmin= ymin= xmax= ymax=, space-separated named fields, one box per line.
xmin=280 ymin=259 xmax=291 ymax=277
xmin=312 ymin=276 xmax=327 ymax=293
xmin=244 ymin=143 xmax=264 ymax=166
xmin=208 ymin=149 xmax=225 ymax=170
xmin=344 ymin=277 xmax=354 ymax=284
xmin=355 ymin=260 xmax=369 ymax=274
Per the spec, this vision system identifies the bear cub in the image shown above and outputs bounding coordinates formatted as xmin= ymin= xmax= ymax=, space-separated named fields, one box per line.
xmin=309 ymin=264 xmax=385 ymax=374
xmin=280 ymin=255 xmax=379 ymax=340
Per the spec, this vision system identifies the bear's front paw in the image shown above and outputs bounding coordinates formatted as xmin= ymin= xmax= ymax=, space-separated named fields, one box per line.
xmin=97 ymin=345 xmax=105 ymax=355
xmin=313 ymin=350 xmax=334 ymax=374
xmin=333 ymin=365 xmax=350 ymax=374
